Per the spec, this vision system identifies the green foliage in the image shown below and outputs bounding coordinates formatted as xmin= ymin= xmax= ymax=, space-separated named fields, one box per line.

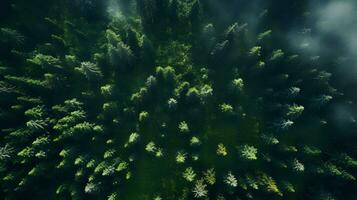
xmin=27 ymin=54 xmax=60 ymax=69
xmin=108 ymin=39 xmax=134 ymax=67
xmin=190 ymin=136 xmax=201 ymax=146
xmin=216 ymin=143 xmax=228 ymax=156
xmin=261 ymin=134 xmax=279 ymax=145
xmin=0 ymin=81 xmax=16 ymax=93
xmin=257 ymin=173 xmax=282 ymax=196
xmin=32 ymin=136 xmax=50 ymax=147
xmin=282 ymin=181 xmax=295 ymax=193
xmin=182 ymin=167 xmax=196 ymax=182
xmin=103 ymin=102 xmax=118 ymax=112
xmin=239 ymin=145 xmax=258 ymax=160
xmin=146 ymin=75 xmax=157 ymax=89
xmin=145 ymin=141 xmax=156 ymax=153
xmin=176 ymin=151 xmax=187 ymax=163
xmin=25 ymin=106 xmax=45 ymax=119
xmin=302 ymin=145 xmax=321 ymax=156
xmin=74 ymin=155 xmax=87 ymax=166
xmin=168 ymin=98 xmax=178 ymax=109
xmin=323 ymin=163 xmax=355 ymax=181
xmin=270 ymin=49 xmax=284 ymax=61
xmin=155 ymin=148 xmax=164 ymax=157
xmin=131 ymin=87 xmax=148 ymax=104
xmin=257 ymin=30 xmax=272 ymax=41
xmin=199 ymin=84 xmax=213 ymax=98
xmin=203 ymin=168 xmax=216 ymax=185
xmin=0 ymin=1 xmax=355 ymax=199
xmin=116 ymin=161 xmax=128 ymax=172
xmin=231 ymin=78 xmax=244 ymax=92
xmin=28 ymin=164 xmax=46 ymax=176
xmin=103 ymin=149 xmax=116 ymax=159
xmin=337 ymin=153 xmax=357 ymax=168
xmin=291 ymin=159 xmax=305 ymax=173
xmin=76 ymin=62 xmax=103 ymax=80
xmin=249 ymin=46 xmax=262 ymax=57
xmin=192 ymin=179 xmax=208 ymax=198
xmin=0 ymin=145 xmax=14 ymax=160
xmin=86 ymin=159 xmax=97 ymax=169
xmin=108 ymin=192 xmax=119 ymax=200
xmin=84 ymin=182 xmax=101 ymax=194
xmin=53 ymin=110 xmax=86 ymax=131
xmin=156 ymin=66 xmax=176 ymax=82
xmin=224 ymin=172 xmax=238 ymax=187
xmin=178 ymin=121 xmax=189 ymax=133
xmin=314 ymin=95 xmax=333 ymax=107
xmin=106 ymin=28 xmax=134 ymax=66
xmin=101 ymin=84 xmax=114 ymax=97
xmin=26 ymin=120 xmax=47 ymax=131
xmin=125 ymin=132 xmax=140 ymax=147
xmin=276 ymin=119 xmax=294 ymax=130
xmin=157 ymin=42 xmax=191 ymax=69
xmin=17 ymin=146 xmax=35 ymax=162
xmin=286 ymin=104 xmax=304 ymax=118
xmin=5 ymin=75 xmax=49 ymax=89
xmin=139 ymin=111 xmax=149 ymax=122
xmin=186 ymin=87 xmax=200 ymax=102
xmin=245 ymin=174 xmax=259 ymax=190
xmin=153 ymin=196 xmax=163 ymax=200
xmin=219 ymin=103 xmax=233 ymax=114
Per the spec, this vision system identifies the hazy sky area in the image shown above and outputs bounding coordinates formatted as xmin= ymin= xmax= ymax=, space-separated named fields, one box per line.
xmin=303 ymin=0 xmax=357 ymax=132
xmin=290 ymin=0 xmax=357 ymax=80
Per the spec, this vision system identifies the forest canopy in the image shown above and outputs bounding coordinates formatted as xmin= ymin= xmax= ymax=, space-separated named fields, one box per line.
xmin=0 ymin=0 xmax=357 ymax=199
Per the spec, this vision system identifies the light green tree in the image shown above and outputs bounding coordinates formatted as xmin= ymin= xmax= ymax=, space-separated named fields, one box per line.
xmin=203 ymin=168 xmax=216 ymax=185
xmin=183 ymin=167 xmax=196 ymax=182
xmin=179 ymin=121 xmax=189 ymax=133
xmin=224 ymin=172 xmax=237 ymax=187
xmin=239 ymin=145 xmax=258 ymax=160
xmin=217 ymin=143 xmax=228 ymax=156
xmin=192 ymin=179 xmax=208 ymax=198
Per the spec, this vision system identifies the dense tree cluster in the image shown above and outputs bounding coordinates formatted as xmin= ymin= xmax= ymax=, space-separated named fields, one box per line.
xmin=0 ymin=0 xmax=356 ymax=199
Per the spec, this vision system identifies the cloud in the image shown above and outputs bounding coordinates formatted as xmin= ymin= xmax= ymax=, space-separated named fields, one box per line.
xmin=316 ymin=1 xmax=356 ymax=33
xmin=285 ymin=0 xmax=357 ymax=129
xmin=288 ymin=0 xmax=357 ymax=82
xmin=316 ymin=1 xmax=357 ymax=57
xmin=289 ymin=0 xmax=357 ymax=59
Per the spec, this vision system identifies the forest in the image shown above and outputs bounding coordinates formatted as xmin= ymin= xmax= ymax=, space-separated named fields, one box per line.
xmin=0 ymin=0 xmax=356 ymax=199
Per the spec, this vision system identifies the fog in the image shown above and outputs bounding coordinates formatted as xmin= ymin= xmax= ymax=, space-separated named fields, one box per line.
xmin=290 ymin=0 xmax=357 ymax=80
xmin=307 ymin=0 xmax=357 ymax=131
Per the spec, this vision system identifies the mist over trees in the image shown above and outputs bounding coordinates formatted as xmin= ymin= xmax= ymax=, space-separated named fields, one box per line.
xmin=0 ymin=0 xmax=356 ymax=199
